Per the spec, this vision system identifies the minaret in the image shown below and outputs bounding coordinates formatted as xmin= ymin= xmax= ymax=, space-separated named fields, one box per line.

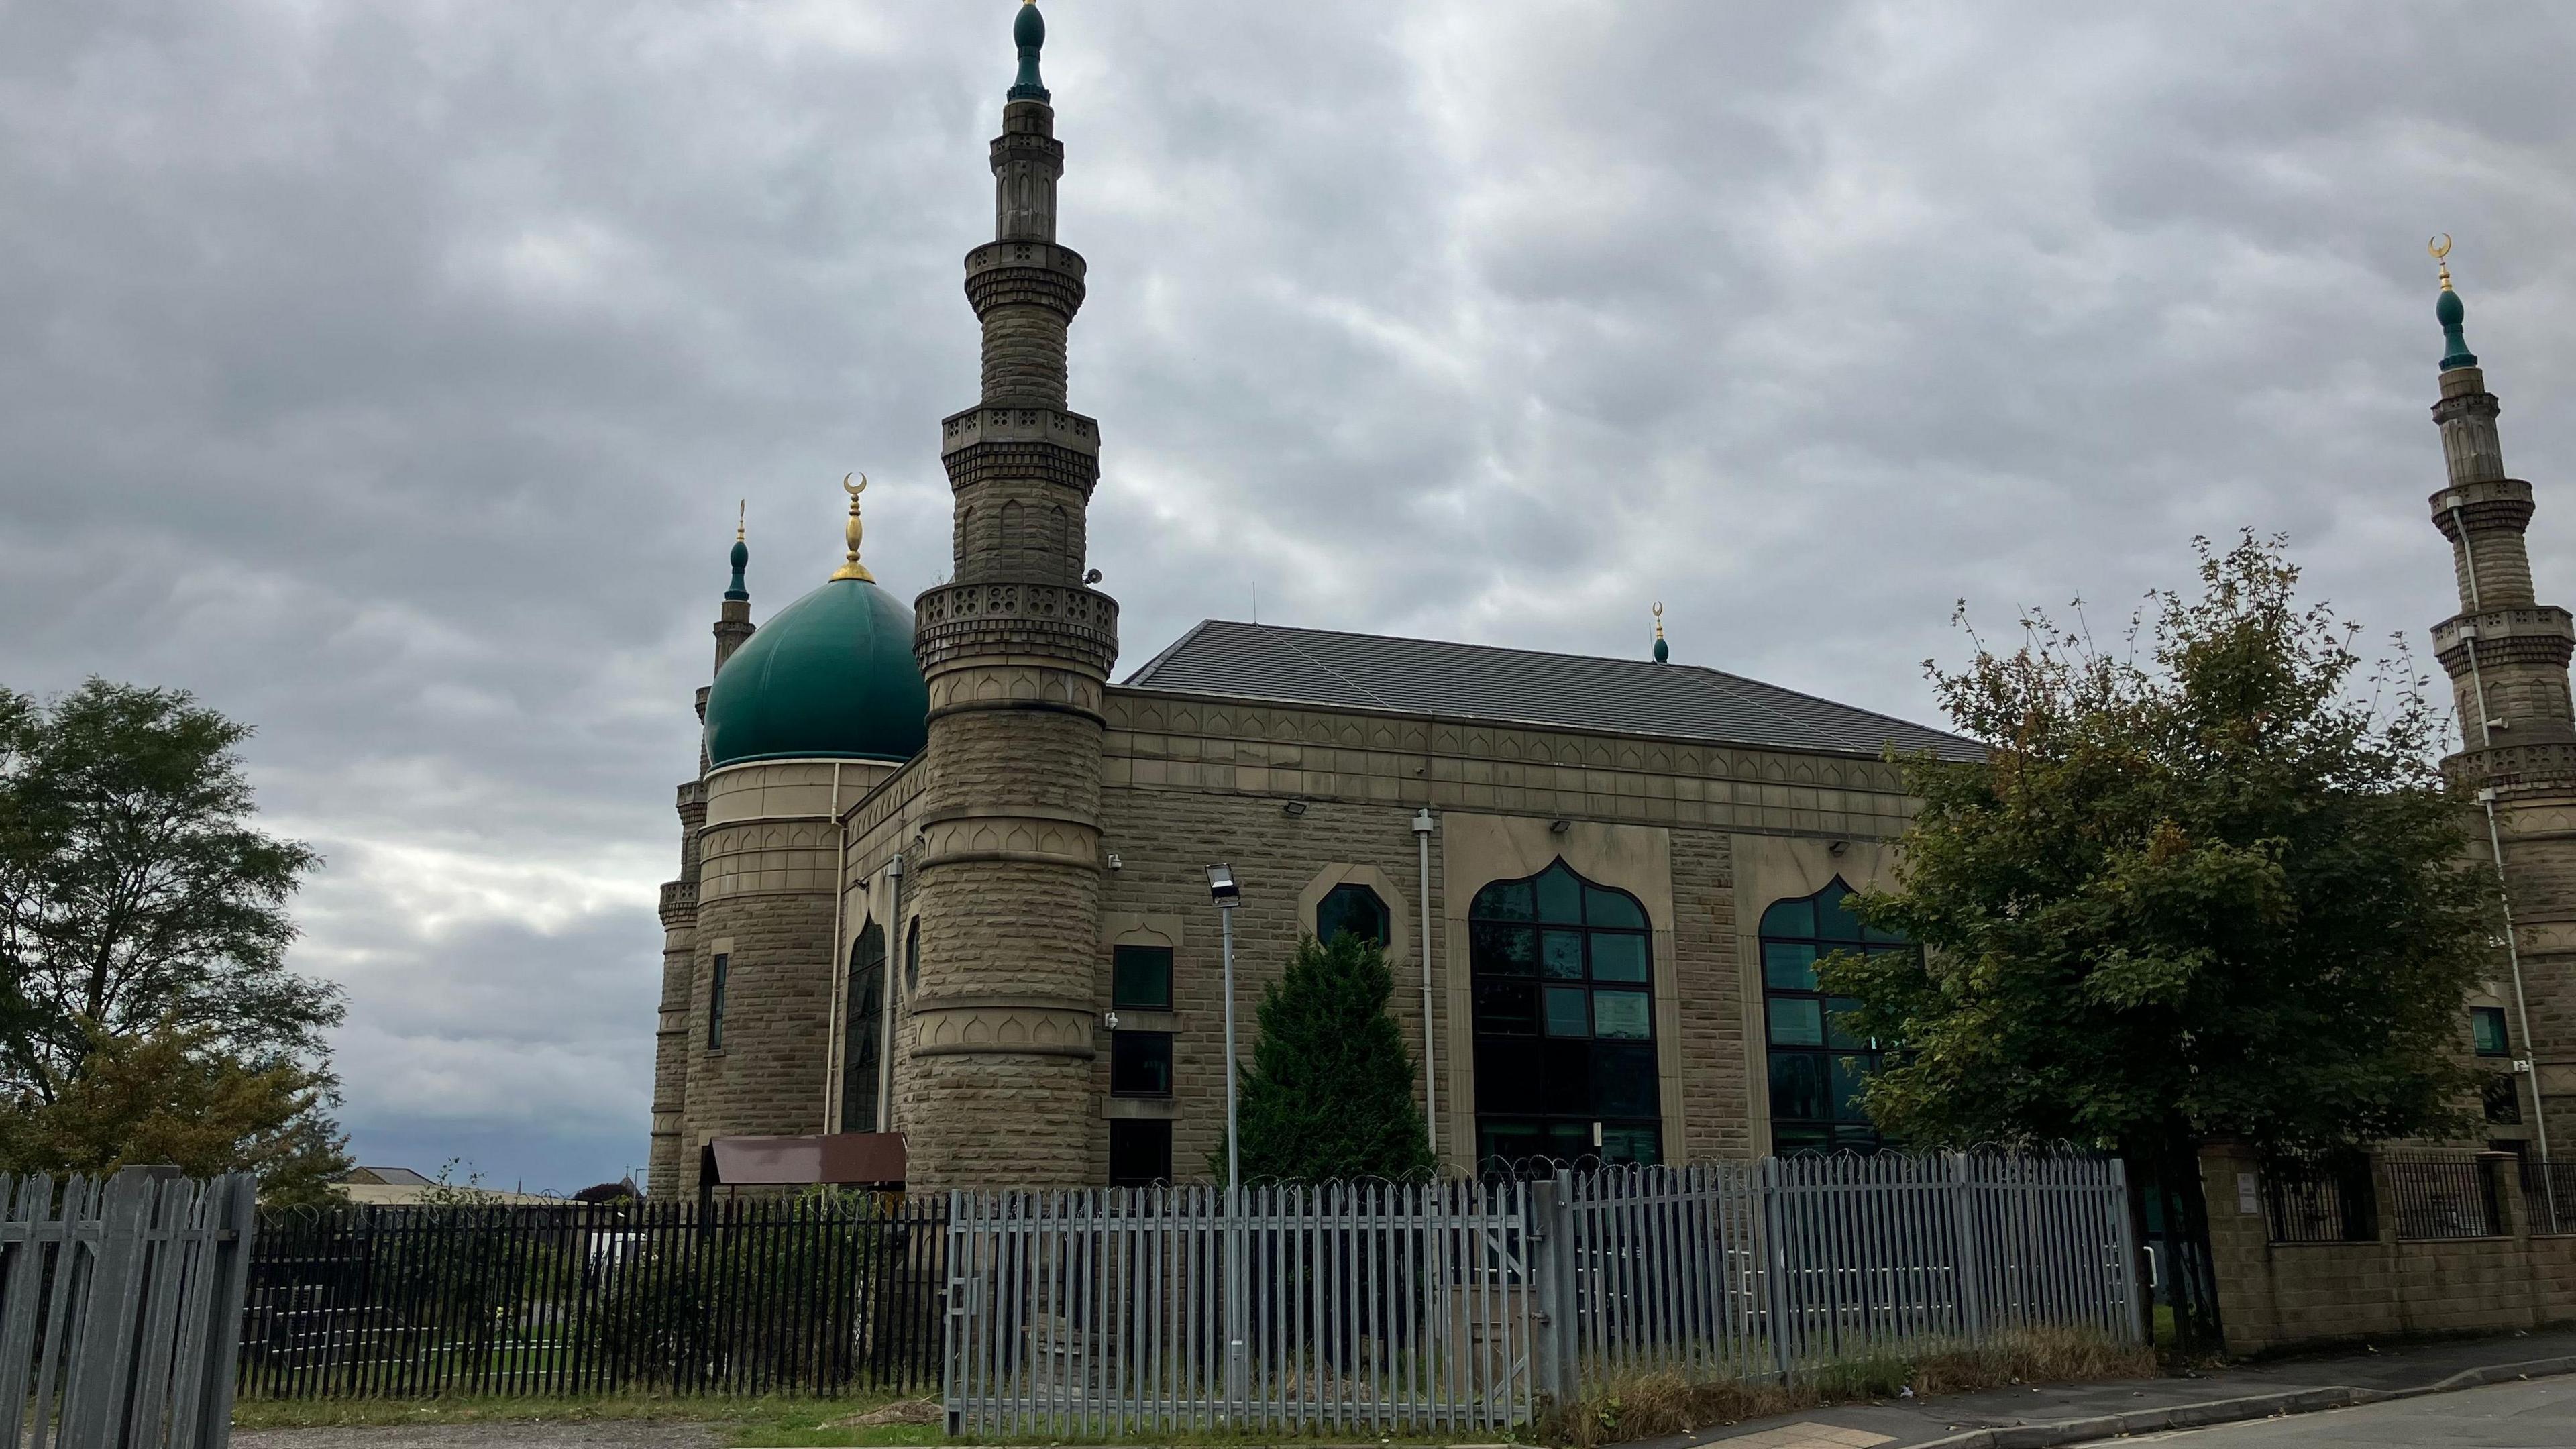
xmin=901 ymin=1 xmax=1119 ymax=1186
xmin=649 ymin=515 xmax=757 ymax=1196
xmin=2426 ymin=239 xmax=2571 ymax=1152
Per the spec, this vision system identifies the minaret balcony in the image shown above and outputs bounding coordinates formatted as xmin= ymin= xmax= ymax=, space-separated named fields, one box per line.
xmin=2432 ymin=606 xmax=2575 ymax=678
xmin=914 ymin=580 xmax=1119 ymax=678
xmin=657 ymin=879 xmax=699 ymax=928
xmin=965 ymin=241 xmax=1087 ymax=320
xmin=942 ymin=402 xmax=1098 ymax=457
xmin=2428 ymin=477 xmax=2535 ymax=539
xmin=2443 ymin=740 xmax=2576 ymax=796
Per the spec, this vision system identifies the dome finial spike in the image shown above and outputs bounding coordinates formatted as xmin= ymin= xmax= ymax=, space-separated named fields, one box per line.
xmin=725 ymin=500 xmax=750 ymax=601
xmin=2431 ymin=233 xmax=2478 ymax=372
xmin=1008 ymin=0 xmax=1049 ymax=103
xmin=1652 ymin=601 xmax=1670 ymax=665
xmin=830 ymin=473 xmax=876 ymax=582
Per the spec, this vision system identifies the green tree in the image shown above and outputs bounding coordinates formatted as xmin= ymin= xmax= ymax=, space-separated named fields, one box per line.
xmin=1222 ymin=932 xmax=1434 ymax=1183
xmin=1823 ymin=535 xmax=2491 ymax=1174
xmin=0 ymin=679 xmax=336 ymax=1100
xmin=0 ymin=1022 xmax=350 ymax=1203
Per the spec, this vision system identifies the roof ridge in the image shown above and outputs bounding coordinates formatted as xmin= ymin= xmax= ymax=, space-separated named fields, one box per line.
xmin=1674 ymin=661 xmax=1968 ymax=748
xmin=1252 ymin=622 xmax=1398 ymax=709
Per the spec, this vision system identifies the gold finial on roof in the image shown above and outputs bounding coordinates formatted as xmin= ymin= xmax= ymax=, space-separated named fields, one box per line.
xmin=2430 ymin=233 xmax=2455 ymax=292
xmin=736 ymin=499 xmax=745 ymax=543
xmin=830 ymin=473 xmax=875 ymax=582
xmin=1652 ymin=600 xmax=1665 ymax=640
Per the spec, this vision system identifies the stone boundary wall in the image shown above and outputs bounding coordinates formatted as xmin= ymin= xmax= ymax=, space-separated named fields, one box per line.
xmin=2200 ymin=1141 xmax=2576 ymax=1355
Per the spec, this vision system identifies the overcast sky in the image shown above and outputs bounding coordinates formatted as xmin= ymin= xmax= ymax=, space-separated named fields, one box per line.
xmin=5 ymin=1 xmax=2573 ymax=1193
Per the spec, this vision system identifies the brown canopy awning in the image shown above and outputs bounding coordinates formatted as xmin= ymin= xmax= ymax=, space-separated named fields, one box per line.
xmin=701 ymin=1132 xmax=906 ymax=1187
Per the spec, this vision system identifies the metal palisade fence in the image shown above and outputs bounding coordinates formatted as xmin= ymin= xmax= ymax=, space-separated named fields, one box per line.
xmin=943 ymin=1155 xmax=2140 ymax=1436
xmin=1 ymin=1171 xmax=258 ymax=1449
xmin=1542 ymin=1155 xmax=2141 ymax=1387
xmin=943 ymin=1180 xmax=1535 ymax=1438
xmin=238 ymin=1195 xmax=946 ymax=1399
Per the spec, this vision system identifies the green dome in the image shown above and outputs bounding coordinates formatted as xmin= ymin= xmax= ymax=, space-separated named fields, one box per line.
xmin=704 ymin=577 xmax=928 ymax=767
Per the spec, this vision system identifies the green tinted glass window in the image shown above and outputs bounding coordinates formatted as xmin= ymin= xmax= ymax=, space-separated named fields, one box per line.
xmin=1113 ymin=944 xmax=1173 ymax=1010
xmin=1468 ymin=857 xmax=1659 ymax=1173
xmin=2471 ymin=1006 xmax=2509 ymax=1057
xmin=1759 ymin=876 xmax=1914 ymax=1155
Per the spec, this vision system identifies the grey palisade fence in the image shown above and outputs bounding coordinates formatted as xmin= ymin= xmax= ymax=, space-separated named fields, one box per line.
xmin=941 ymin=1153 xmax=2141 ymax=1435
xmin=1 ymin=1171 xmax=258 ymax=1449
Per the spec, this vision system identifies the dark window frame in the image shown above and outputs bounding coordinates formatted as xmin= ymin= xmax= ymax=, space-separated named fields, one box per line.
xmin=1109 ymin=1118 xmax=1174 ymax=1186
xmin=1316 ymin=881 xmax=1392 ymax=949
xmin=2471 ymin=1005 xmax=2510 ymax=1058
xmin=1114 ymin=943 xmax=1174 ymax=1010
xmin=1759 ymin=877 xmax=1911 ymax=1155
xmin=1110 ymin=1031 xmax=1175 ymax=1098
xmin=841 ymin=922 xmax=888 ymax=1132
xmin=707 ymin=952 xmax=731 ymax=1053
xmin=1467 ymin=859 xmax=1660 ymax=1174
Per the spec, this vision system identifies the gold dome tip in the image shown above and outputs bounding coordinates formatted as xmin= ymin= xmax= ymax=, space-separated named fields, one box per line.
xmin=829 ymin=472 xmax=876 ymax=582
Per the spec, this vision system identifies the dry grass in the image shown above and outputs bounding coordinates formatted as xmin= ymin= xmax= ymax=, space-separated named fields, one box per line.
xmin=1537 ymin=1326 xmax=2159 ymax=1448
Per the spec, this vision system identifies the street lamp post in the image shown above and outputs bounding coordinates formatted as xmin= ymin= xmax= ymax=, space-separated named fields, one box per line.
xmin=1205 ymin=863 xmax=1244 ymax=1415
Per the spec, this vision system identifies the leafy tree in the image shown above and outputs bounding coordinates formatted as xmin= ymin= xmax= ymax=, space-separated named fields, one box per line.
xmin=1222 ymin=931 xmax=1434 ymax=1183
xmin=1822 ymin=534 xmax=2491 ymax=1176
xmin=0 ymin=679 xmax=336 ymax=1099
xmin=0 ymin=1022 xmax=350 ymax=1203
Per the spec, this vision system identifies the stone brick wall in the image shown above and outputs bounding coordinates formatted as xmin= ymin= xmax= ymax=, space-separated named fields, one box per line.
xmin=2200 ymin=1141 xmax=2576 ymax=1355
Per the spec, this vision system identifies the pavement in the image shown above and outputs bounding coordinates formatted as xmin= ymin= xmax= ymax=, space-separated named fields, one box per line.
xmin=1637 ymin=1327 xmax=2576 ymax=1449
xmin=2121 ymin=1373 xmax=2575 ymax=1444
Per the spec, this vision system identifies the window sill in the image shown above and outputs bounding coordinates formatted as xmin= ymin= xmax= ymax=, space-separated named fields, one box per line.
xmin=1109 ymin=1008 xmax=1178 ymax=1031
xmin=1104 ymin=1098 xmax=1180 ymax=1120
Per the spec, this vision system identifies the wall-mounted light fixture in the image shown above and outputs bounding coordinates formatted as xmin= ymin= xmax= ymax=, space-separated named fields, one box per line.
xmin=1281 ymin=800 xmax=1308 ymax=818
xmin=1548 ymin=819 xmax=1570 ymax=835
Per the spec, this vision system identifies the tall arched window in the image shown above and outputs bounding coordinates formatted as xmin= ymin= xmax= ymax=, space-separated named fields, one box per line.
xmin=1759 ymin=877 xmax=1909 ymax=1155
xmin=842 ymin=922 xmax=887 ymax=1132
xmin=1469 ymin=859 xmax=1658 ymax=1173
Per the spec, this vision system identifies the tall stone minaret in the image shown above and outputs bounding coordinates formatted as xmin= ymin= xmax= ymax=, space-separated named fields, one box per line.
xmin=901 ymin=0 xmax=1118 ymax=1187
xmin=2426 ymin=245 xmax=2573 ymax=1150
xmin=649 ymin=513 xmax=757 ymax=1196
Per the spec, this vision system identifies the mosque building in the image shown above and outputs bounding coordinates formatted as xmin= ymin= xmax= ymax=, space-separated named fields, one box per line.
xmin=646 ymin=7 xmax=2568 ymax=1196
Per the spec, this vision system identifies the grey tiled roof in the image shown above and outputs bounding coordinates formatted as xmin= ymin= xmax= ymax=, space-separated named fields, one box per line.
xmin=1121 ymin=621 xmax=1982 ymax=763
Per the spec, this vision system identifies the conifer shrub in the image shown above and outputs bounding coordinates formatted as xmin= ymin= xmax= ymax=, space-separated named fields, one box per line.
xmin=1221 ymin=931 xmax=1435 ymax=1183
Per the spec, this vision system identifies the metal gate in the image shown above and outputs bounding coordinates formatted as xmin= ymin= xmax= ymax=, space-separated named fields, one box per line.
xmin=943 ymin=1181 xmax=1532 ymax=1436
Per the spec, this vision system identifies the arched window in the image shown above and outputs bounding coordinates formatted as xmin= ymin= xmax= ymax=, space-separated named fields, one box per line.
xmin=1468 ymin=859 xmax=1658 ymax=1173
xmin=1316 ymin=881 xmax=1391 ymax=949
xmin=1759 ymin=877 xmax=1909 ymax=1155
xmin=842 ymin=922 xmax=886 ymax=1132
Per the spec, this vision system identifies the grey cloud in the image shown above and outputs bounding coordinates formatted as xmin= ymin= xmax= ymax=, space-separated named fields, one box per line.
xmin=3 ymin=1 xmax=2572 ymax=1188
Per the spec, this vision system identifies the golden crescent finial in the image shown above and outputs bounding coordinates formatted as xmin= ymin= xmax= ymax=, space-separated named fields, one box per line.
xmin=2428 ymin=233 xmax=2452 ymax=261
xmin=830 ymin=472 xmax=875 ymax=582
xmin=736 ymin=498 xmax=745 ymax=542
xmin=1652 ymin=600 xmax=1666 ymax=640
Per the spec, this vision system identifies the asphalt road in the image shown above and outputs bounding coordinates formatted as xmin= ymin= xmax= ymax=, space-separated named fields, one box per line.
xmin=2127 ymin=1375 xmax=2576 ymax=1446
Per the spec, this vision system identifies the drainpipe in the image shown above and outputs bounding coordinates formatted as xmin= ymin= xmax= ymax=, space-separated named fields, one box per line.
xmin=823 ymin=761 xmax=846 ymax=1130
xmin=2449 ymin=497 xmax=2496 ymax=749
xmin=879 ymin=852 xmax=904 ymax=1132
xmin=2479 ymin=788 xmax=2550 ymax=1159
xmin=1413 ymin=808 xmax=1439 ymax=1166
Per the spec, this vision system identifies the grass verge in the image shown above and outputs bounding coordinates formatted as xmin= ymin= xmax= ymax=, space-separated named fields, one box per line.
xmin=233 ymin=1392 xmax=1499 ymax=1447
xmin=1536 ymin=1326 xmax=2158 ymax=1448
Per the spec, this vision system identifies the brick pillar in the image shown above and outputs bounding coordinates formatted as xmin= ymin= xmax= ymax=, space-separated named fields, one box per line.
xmin=900 ymin=7 xmax=1115 ymax=1190
xmin=2196 ymin=1140 xmax=2278 ymax=1356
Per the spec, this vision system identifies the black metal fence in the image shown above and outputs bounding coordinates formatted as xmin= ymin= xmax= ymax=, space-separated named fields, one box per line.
xmin=237 ymin=1195 xmax=946 ymax=1399
xmin=2523 ymin=1157 xmax=2576 ymax=1236
xmin=2384 ymin=1155 xmax=2500 ymax=1240
xmin=2262 ymin=1152 xmax=2377 ymax=1243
